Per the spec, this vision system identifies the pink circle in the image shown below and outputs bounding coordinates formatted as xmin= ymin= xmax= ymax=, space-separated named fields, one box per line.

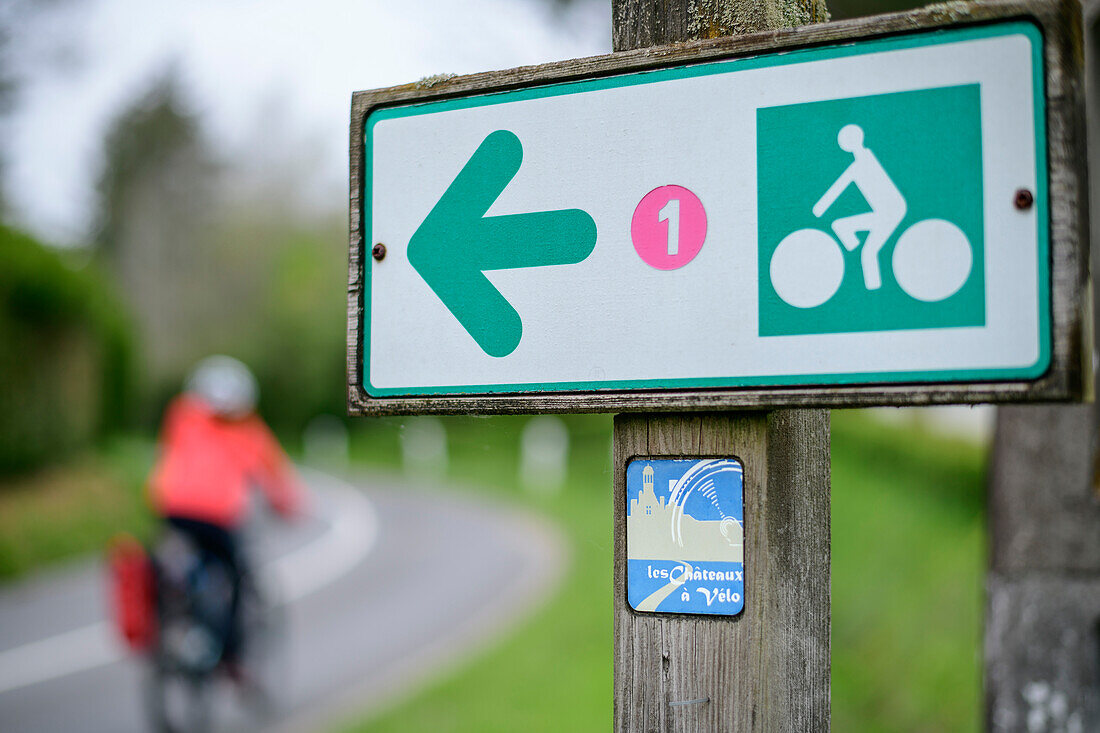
xmin=631 ymin=185 xmax=707 ymax=270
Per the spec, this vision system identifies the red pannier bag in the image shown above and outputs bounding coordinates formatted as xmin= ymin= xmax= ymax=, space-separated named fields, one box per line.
xmin=107 ymin=534 xmax=156 ymax=651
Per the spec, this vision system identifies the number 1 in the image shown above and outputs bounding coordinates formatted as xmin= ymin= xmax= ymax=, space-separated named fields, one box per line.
xmin=659 ymin=198 xmax=680 ymax=256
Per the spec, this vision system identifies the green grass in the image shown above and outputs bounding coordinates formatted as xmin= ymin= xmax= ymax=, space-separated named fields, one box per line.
xmin=831 ymin=412 xmax=985 ymax=731
xmin=0 ymin=435 xmax=156 ymax=579
xmin=342 ymin=410 xmax=987 ymax=733
xmin=345 ymin=414 xmax=614 ymax=732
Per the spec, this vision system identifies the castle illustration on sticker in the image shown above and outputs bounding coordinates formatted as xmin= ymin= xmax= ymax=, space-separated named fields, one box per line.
xmin=626 ymin=458 xmax=745 ymax=616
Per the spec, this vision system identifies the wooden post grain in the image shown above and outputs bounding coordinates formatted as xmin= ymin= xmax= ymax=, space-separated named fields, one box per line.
xmin=610 ymin=5 xmax=831 ymax=731
xmin=612 ymin=412 xmax=830 ymax=731
xmin=985 ymin=406 xmax=1100 ymax=731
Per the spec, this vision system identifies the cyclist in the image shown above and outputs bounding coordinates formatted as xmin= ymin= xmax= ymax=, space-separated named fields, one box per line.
xmin=812 ymin=123 xmax=907 ymax=291
xmin=147 ymin=355 xmax=302 ymax=676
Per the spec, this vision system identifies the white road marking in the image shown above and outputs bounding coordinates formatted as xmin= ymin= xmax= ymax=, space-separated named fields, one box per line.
xmin=0 ymin=470 xmax=377 ymax=696
xmin=0 ymin=622 xmax=117 ymax=697
xmin=270 ymin=469 xmax=379 ymax=604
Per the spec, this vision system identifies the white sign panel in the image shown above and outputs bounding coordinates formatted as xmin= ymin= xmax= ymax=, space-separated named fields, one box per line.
xmin=361 ymin=23 xmax=1047 ymax=398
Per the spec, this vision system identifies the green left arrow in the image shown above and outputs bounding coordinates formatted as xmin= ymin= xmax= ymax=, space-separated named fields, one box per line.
xmin=407 ymin=129 xmax=597 ymax=358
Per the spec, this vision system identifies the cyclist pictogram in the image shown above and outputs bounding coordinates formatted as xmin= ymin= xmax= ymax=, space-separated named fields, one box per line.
xmin=769 ymin=123 xmax=973 ymax=309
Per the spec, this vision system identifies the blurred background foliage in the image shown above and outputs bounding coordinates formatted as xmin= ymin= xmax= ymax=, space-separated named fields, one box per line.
xmin=89 ymin=70 xmax=347 ymax=430
xmin=0 ymin=66 xmax=348 ymax=473
xmin=0 ymin=224 xmax=132 ymax=473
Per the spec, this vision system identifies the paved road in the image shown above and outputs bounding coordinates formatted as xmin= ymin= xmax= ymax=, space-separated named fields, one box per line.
xmin=0 ymin=469 xmax=565 ymax=732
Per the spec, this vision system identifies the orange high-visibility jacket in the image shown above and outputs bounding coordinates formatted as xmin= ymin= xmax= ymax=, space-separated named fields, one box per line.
xmin=149 ymin=395 xmax=301 ymax=527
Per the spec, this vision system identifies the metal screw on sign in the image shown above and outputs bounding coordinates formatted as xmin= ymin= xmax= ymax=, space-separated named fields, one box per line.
xmin=1014 ymin=188 xmax=1034 ymax=210
xmin=372 ymin=243 xmax=387 ymax=261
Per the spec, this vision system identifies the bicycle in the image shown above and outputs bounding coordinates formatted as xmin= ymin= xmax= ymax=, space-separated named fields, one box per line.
xmin=768 ymin=123 xmax=973 ymax=310
xmin=144 ymin=528 xmax=282 ymax=733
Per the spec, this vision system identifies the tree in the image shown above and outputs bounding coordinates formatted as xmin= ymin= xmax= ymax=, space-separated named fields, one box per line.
xmin=91 ymin=69 xmax=220 ymax=387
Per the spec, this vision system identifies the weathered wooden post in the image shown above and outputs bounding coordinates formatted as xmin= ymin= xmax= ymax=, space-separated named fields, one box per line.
xmin=609 ymin=4 xmax=831 ymax=731
xmin=986 ymin=406 xmax=1100 ymax=730
xmin=612 ymin=413 xmax=830 ymax=730
xmin=983 ymin=3 xmax=1100 ymax=729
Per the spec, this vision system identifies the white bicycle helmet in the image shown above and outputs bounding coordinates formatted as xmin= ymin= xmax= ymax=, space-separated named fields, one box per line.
xmin=184 ymin=355 xmax=259 ymax=418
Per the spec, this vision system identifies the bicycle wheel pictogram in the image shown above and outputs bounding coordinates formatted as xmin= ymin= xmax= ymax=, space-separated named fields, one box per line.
xmin=770 ymin=221 xmax=972 ymax=309
xmin=769 ymin=229 xmax=845 ymax=309
xmin=891 ymin=219 xmax=972 ymax=302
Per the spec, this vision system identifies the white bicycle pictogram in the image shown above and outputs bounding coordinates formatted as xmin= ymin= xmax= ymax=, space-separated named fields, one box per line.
xmin=769 ymin=124 xmax=973 ymax=309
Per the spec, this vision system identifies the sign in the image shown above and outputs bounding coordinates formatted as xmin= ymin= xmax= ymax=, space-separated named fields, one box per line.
xmin=626 ymin=458 xmax=745 ymax=616
xmin=349 ymin=4 xmax=1087 ymax=414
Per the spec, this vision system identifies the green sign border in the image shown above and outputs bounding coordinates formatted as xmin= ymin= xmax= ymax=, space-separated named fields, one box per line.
xmin=362 ymin=21 xmax=1048 ymax=398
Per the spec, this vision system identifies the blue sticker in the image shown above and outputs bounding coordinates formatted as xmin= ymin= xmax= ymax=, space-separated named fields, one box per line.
xmin=626 ymin=458 xmax=745 ymax=616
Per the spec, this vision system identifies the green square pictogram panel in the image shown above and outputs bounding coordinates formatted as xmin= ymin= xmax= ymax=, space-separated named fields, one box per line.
xmin=757 ymin=85 xmax=985 ymax=336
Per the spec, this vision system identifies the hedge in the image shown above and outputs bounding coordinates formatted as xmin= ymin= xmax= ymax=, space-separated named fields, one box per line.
xmin=0 ymin=226 xmax=134 ymax=474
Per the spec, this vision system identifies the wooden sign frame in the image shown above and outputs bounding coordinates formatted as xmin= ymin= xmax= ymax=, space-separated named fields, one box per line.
xmin=348 ymin=0 xmax=1088 ymax=416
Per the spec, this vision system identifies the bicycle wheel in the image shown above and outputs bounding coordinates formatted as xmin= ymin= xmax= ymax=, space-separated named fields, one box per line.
xmin=769 ymin=228 xmax=845 ymax=308
xmin=891 ymin=219 xmax=972 ymax=302
xmin=145 ymin=544 xmax=223 ymax=733
xmin=231 ymin=572 xmax=286 ymax=720
xmin=145 ymin=660 xmax=212 ymax=733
